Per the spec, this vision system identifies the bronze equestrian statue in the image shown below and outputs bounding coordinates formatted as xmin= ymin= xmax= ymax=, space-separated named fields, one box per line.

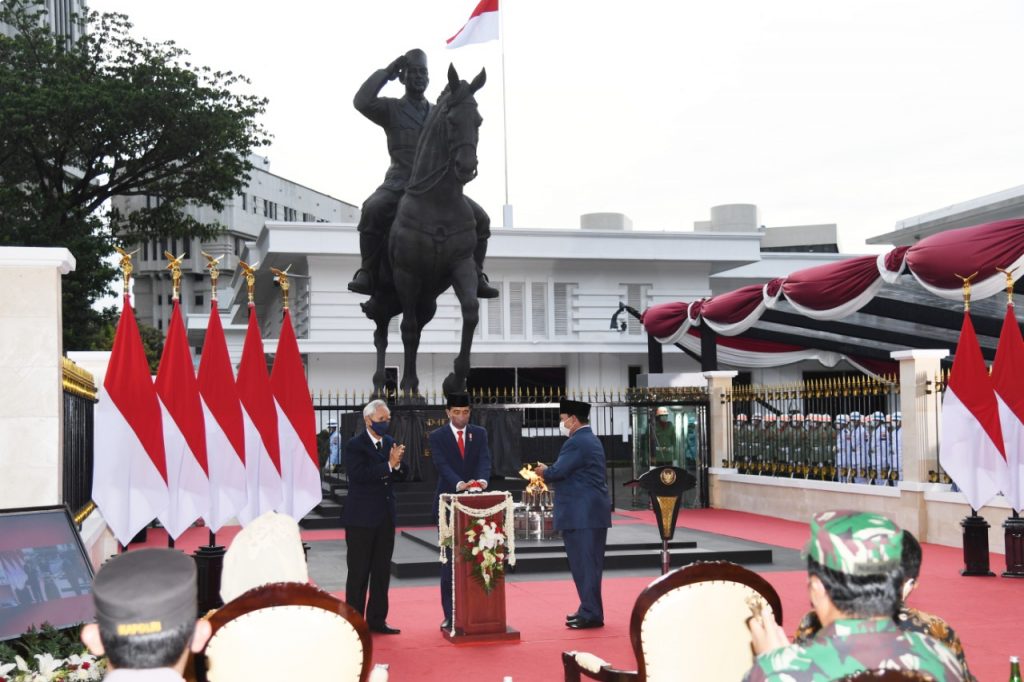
xmin=347 ymin=49 xmax=497 ymax=301
xmin=357 ymin=61 xmax=490 ymax=397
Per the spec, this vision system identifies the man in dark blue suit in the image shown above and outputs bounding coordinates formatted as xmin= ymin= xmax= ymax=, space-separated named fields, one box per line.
xmin=341 ymin=399 xmax=407 ymax=634
xmin=536 ymin=399 xmax=611 ymax=629
xmin=428 ymin=393 xmax=492 ymax=630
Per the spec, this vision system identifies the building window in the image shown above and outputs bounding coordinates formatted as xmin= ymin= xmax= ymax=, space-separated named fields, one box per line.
xmin=302 ymin=212 xmax=316 ymax=222
xmin=181 ymin=239 xmax=190 ymax=258
xmin=252 ymin=195 xmax=258 ymax=214
xmin=553 ymin=282 xmax=574 ymax=336
xmin=487 ymin=281 xmax=503 ymax=337
xmin=234 ymin=237 xmax=243 ymax=255
xmin=141 ymin=241 xmax=148 ymax=261
xmin=194 ymin=293 xmax=204 ymax=307
xmin=241 ymin=194 xmax=247 ymax=211
xmin=283 ymin=206 xmax=297 ymax=222
xmin=531 ymin=282 xmax=547 ymax=336
xmin=263 ymin=199 xmax=278 ymax=219
xmin=157 ymin=294 xmax=162 ymax=306
xmin=509 ymin=282 xmax=525 ymax=337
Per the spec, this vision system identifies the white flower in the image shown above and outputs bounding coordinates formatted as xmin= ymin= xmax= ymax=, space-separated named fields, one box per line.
xmin=34 ymin=653 xmax=62 ymax=677
xmin=0 ymin=661 xmax=15 ymax=679
xmin=14 ymin=656 xmax=29 ymax=673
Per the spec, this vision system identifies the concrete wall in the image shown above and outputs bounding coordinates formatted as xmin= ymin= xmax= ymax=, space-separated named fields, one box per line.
xmin=0 ymin=248 xmax=74 ymax=507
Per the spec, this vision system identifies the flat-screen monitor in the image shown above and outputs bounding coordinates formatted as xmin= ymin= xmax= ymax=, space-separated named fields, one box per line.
xmin=0 ymin=505 xmax=95 ymax=640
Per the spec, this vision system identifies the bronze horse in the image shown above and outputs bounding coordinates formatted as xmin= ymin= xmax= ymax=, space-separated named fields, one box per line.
xmin=364 ymin=64 xmax=487 ymax=398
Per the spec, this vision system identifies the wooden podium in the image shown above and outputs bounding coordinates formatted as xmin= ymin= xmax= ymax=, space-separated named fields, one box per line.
xmin=440 ymin=492 xmax=520 ymax=643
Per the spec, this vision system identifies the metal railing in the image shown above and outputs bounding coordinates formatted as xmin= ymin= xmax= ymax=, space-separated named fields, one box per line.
xmin=723 ymin=375 xmax=903 ymax=485
xmin=928 ymin=369 xmax=952 ymax=484
xmin=312 ymin=385 xmax=711 ymax=509
xmin=61 ymin=358 xmax=97 ymax=521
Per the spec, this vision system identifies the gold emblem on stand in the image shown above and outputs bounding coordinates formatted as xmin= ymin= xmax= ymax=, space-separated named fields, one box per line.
xmin=954 ymin=271 xmax=978 ymax=311
xmin=202 ymin=251 xmax=224 ymax=301
xmin=239 ymin=259 xmax=260 ymax=304
xmin=113 ymin=246 xmax=139 ymax=294
xmin=164 ymin=251 xmax=186 ymax=301
xmin=659 ymin=468 xmax=677 ymax=486
xmin=271 ymin=265 xmax=293 ymax=311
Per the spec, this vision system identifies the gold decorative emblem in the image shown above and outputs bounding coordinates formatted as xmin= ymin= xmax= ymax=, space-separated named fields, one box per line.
xmin=659 ymin=468 xmax=677 ymax=486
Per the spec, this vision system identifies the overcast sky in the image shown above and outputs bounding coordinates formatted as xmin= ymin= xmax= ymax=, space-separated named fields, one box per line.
xmin=87 ymin=0 xmax=1024 ymax=253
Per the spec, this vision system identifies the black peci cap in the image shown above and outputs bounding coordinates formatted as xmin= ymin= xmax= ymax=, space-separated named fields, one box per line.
xmin=446 ymin=393 xmax=471 ymax=408
xmin=559 ymin=399 xmax=591 ymax=421
xmin=93 ymin=549 xmax=197 ymax=637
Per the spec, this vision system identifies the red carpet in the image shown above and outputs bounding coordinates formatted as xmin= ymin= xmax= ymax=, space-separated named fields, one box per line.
xmin=132 ymin=512 xmax=1017 ymax=681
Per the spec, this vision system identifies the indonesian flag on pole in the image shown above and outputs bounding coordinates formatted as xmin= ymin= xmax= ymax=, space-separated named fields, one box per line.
xmin=992 ymin=304 xmax=1023 ymax=512
xmin=235 ymin=303 xmax=282 ymax=524
xmin=93 ymin=295 xmax=168 ymax=546
xmin=940 ymin=312 xmax=1008 ymax=510
xmin=446 ymin=0 xmax=499 ymax=49
xmin=271 ymin=309 xmax=322 ymax=521
xmin=154 ymin=300 xmax=210 ymax=540
xmin=197 ymin=300 xmax=248 ymax=531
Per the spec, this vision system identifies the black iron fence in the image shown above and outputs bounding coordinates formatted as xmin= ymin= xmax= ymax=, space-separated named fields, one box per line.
xmin=724 ymin=375 xmax=904 ymax=485
xmin=312 ymin=386 xmax=711 ymax=510
xmin=61 ymin=358 xmax=97 ymax=522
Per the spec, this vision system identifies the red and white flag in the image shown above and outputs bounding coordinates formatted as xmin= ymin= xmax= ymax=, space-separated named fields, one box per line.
xmin=93 ymin=295 xmax=168 ymax=546
xmin=992 ymin=304 xmax=1023 ymax=512
xmin=271 ymin=309 xmax=322 ymax=521
xmin=154 ymin=300 xmax=210 ymax=540
xmin=940 ymin=311 xmax=1008 ymax=510
xmin=197 ymin=300 xmax=248 ymax=531
xmin=235 ymin=303 xmax=283 ymax=524
xmin=446 ymin=0 xmax=499 ymax=49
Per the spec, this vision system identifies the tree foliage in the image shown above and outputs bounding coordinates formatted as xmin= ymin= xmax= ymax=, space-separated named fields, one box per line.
xmin=0 ymin=0 xmax=269 ymax=349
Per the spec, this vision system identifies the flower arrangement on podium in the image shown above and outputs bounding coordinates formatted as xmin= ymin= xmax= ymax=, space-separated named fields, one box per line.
xmin=461 ymin=518 xmax=507 ymax=593
xmin=438 ymin=491 xmax=517 ymax=581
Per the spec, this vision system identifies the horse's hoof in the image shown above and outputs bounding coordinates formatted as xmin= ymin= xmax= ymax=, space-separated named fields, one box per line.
xmin=442 ymin=373 xmax=466 ymax=396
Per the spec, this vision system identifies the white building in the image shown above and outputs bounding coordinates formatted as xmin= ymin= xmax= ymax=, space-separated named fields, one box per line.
xmin=211 ymin=203 xmax=850 ymax=394
xmin=115 ymin=156 xmax=358 ymax=340
xmin=0 ymin=0 xmax=87 ymax=44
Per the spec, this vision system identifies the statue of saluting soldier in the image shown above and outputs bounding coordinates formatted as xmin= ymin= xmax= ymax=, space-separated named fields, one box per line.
xmin=347 ymin=49 xmax=499 ymax=302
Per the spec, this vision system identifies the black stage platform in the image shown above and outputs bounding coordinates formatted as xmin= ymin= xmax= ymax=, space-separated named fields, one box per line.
xmin=389 ymin=522 xmax=774 ymax=579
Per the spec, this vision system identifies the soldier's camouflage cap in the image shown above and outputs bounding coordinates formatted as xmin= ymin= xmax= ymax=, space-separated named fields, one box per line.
xmin=803 ymin=510 xmax=903 ymax=575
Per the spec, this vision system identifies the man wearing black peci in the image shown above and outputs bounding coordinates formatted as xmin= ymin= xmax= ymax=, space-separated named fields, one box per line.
xmin=341 ymin=399 xmax=407 ymax=635
xmin=429 ymin=392 xmax=492 ymax=630
xmin=535 ymin=399 xmax=612 ymax=629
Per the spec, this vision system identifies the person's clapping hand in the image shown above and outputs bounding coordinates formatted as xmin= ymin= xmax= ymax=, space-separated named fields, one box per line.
xmin=389 ymin=443 xmax=405 ymax=468
xmin=747 ymin=612 xmax=789 ymax=656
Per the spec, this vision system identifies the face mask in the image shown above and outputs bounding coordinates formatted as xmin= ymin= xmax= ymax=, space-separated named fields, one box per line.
xmin=370 ymin=421 xmax=390 ymax=437
xmin=559 ymin=420 xmax=571 ymax=437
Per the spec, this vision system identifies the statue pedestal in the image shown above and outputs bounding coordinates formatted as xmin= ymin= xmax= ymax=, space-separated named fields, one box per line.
xmin=440 ymin=492 xmax=520 ymax=644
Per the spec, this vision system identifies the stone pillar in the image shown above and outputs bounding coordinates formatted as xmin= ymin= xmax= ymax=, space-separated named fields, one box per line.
xmin=704 ymin=370 xmax=738 ymax=468
xmin=890 ymin=349 xmax=948 ymax=484
xmin=0 ymin=247 xmax=75 ymax=507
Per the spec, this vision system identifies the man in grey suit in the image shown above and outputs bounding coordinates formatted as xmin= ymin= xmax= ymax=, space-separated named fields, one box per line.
xmin=536 ymin=399 xmax=611 ymax=629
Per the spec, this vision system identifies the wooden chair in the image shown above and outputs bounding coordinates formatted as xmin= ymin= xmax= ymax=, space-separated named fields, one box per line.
xmin=562 ymin=561 xmax=783 ymax=682
xmin=195 ymin=582 xmax=387 ymax=682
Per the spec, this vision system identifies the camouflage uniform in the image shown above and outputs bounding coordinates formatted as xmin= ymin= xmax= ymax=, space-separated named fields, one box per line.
xmin=745 ymin=511 xmax=966 ymax=682
xmin=793 ymin=608 xmax=976 ymax=681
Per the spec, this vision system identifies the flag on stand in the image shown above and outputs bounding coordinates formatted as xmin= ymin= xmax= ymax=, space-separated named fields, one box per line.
xmin=992 ymin=304 xmax=1024 ymax=512
xmin=197 ymin=300 xmax=248 ymax=531
xmin=940 ymin=311 xmax=1008 ymax=510
xmin=446 ymin=0 xmax=499 ymax=49
xmin=271 ymin=309 xmax=322 ymax=521
xmin=154 ymin=300 xmax=210 ymax=540
xmin=235 ymin=303 xmax=282 ymax=524
xmin=93 ymin=295 xmax=168 ymax=546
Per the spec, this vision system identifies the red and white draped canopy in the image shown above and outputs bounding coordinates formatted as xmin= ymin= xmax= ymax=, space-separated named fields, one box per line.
xmin=641 ymin=218 xmax=1024 ymax=370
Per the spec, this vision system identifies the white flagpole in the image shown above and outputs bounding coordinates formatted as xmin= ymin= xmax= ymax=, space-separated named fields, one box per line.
xmin=499 ymin=0 xmax=513 ymax=228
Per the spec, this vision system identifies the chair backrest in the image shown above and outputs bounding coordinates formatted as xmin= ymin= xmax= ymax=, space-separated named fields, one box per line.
xmin=838 ymin=670 xmax=935 ymax=681
xmin=199 ymin=582 xmax=374 ymax=682
xmin=631 ymin=561 xmax=783 ymax=682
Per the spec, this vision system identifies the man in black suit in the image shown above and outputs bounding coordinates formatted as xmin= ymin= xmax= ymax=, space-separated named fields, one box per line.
xmin=428 ymin=393 xmax=492 ymax=630
xmin=341 ymin=399 xmax=407 ymax=634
